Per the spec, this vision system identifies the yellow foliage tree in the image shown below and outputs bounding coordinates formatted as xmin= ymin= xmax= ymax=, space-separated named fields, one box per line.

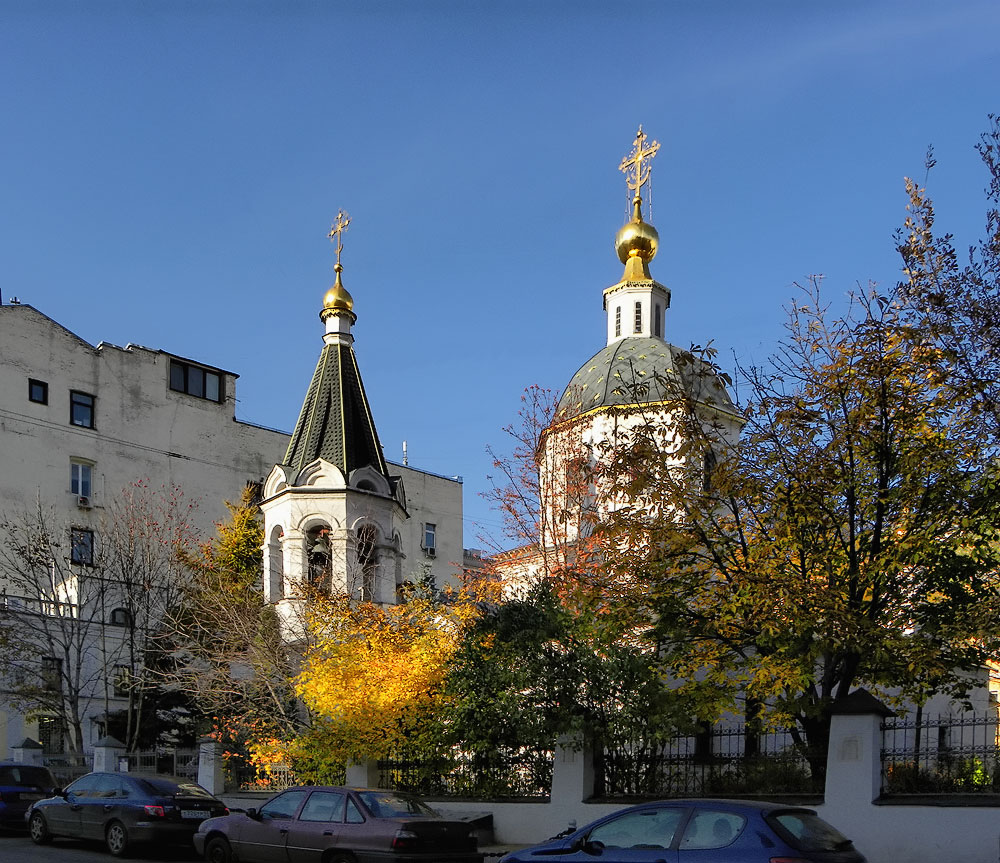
xmin=291 ymin=575 xmax=493 ymax=769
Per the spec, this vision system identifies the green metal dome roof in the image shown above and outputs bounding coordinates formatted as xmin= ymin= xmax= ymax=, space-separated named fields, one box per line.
xmin=554 ymin=336 xmax=734 ymax=423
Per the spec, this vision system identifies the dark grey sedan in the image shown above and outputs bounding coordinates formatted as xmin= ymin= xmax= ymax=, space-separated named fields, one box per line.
xmin=27 ymin=771 xmax=228 ymax=857
xmin=193 ymin=786 xmax=483 ymax=863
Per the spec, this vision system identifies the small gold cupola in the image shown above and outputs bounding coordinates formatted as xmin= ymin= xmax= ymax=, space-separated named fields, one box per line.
xmin=615 ymin=126 xmax=661 ymax=281
xmin=321 ymin=209 xmax=357 ymax=326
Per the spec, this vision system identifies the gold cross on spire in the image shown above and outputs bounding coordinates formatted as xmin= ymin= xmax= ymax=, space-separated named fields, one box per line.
xmin=327 ymin=209 xmax=351 ymax=270
xmin=619 ymin=125 xmax=660 ymax=204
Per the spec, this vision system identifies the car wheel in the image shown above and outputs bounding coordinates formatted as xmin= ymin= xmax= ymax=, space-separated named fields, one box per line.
xmin=28 ymin=812 xmax=52 ymax=845
xmin=205 ymin=836 xmax=234 ymax=863
xmin=106 ymin=820 xmax=130 ymax=857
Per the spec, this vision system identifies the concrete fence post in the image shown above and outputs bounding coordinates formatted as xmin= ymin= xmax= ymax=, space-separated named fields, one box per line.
xmin=92 ymin=736 xmax=127 ymax=772
xmin=822 ymin=689 xmax=895 ymax=823
xmin=346 ymin=759 xmax=382 ymax=788
xmin=198 ymin=737 xmax=226 ymax=795
xmin=550 ymin=735 xmax=595 ymax=805
xmin=11 ymin=737 xmax=44 ymax=766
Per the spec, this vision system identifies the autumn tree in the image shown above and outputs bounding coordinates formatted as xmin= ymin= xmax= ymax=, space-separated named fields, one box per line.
xmin=289 ymin=574 xmax=490 ymax=777
xmin=0 ymin=482 xmax=197 ymax=752
xmin=898 ymin=116 xmax=1000 ymax=439
xmin=167 ymin=486 xmax=302 ymax=754
xmin=603 ymin=277 xmax=1000 ymax=760
xmin=474 ymin=382 xmax=704 ymax=759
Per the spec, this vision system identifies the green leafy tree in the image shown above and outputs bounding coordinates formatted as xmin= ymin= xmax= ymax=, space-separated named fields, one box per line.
xmin=441 ymin=580 xmax=687 ymax=762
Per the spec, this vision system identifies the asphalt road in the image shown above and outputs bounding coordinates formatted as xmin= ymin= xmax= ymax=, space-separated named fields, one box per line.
xmin=0 ymin=831 xmax=201 ymax=862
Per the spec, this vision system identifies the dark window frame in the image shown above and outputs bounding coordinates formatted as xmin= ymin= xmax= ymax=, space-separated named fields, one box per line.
xmin=70 ymin=390 xmax=95 ymax=428
xmin=71 ymin=528 xmax=94 ymax=566
xmin=634 ymin=301 xmax=642 ymax=334
xmin=112 ymin=665 xmax=131 ymax=698
xmin=41 ymin=657 xmax=62 ymax=693
xmin=29 ymin=379 xmax=48 ymax=404
xmin=169 ymin=359 xmax=223 ymax=403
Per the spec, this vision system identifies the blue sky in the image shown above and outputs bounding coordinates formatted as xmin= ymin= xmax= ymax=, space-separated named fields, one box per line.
xmin=3 ymin=1 xmax=998 ymax=548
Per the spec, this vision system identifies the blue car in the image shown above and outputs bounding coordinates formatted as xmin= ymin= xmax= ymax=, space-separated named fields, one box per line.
xmin=0 ymin=762 xmax=58 ymax=830
xmin=499 ymin=799 xmax=865 ymax=863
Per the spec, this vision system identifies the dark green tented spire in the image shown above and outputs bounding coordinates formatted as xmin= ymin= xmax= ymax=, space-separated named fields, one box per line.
xmin=282 ymin=339 xmax=389 ymax=479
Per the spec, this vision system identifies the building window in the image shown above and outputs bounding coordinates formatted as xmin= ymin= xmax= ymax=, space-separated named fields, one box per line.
xmin=109 ymin=607 xmax=131 ymax=627
xmin=29 ymin=379 xmax=48 ymax=404
xmin=423 ymin=523 xmax=437 ymax=556
xmin=71 ymin=528 xmax=94 ymax=566
xmin=41 ymin=657 xmax=62 ymax=693
xmin=169 ymin=359 xmax=222 ymax=402
xmin=113 ymin=665 xmax=132 ymax=698
xmin=615 ymin=306 xmax=621 ymax=338
xmin=702 ymin=449 xmax=718 ymax=493
xmin=70 ymin=391 xmax=95 ymax=428
xmin=634 ymin=301 xmax=642 ymax=334
xmin=71 ymin=461 xmax=93 ymax=498
xmin=654 ymin=303 xmax=661 ymax=338
xmin=357 ymin=525 xmax=377 ymax=602
xmin=38 ymin=716 xmax=64 ymax=754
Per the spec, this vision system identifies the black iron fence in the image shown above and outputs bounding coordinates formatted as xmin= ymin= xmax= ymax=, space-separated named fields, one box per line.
xmin=43 ymin=752 xmax=91 ymax=786
xmin=597 ymin=726 xmax=825 ymax=799
xmin=228 ymin=756 xmax=309 ymax=791
xmin=379 ymin=747 xmax=553 ymax=800
xmin=124 ymin=749 xmax=199 ymax=780
xmin=882 ymin=713 xmax=1000 ymax=795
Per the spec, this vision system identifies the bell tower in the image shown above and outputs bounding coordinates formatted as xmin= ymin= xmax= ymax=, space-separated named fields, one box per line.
xmin=258 ymin=211 xmax=408 ymax=636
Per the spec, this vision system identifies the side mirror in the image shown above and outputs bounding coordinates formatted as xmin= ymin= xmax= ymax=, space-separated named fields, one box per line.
xmin=582 ymin=840 xmax=605 ymax=855
xmin=246 ymin=808 xmax=262 ymax=820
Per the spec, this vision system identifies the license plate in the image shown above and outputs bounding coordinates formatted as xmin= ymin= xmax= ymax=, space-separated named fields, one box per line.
xmin=181 ymin=810 xmax=210 ymax=819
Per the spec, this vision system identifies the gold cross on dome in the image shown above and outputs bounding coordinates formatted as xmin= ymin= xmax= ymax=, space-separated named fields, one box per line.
xmin=327 ymin=209 xmax=352 ymax=268
xmin=619 ymin=126 xmax=660 ymax=198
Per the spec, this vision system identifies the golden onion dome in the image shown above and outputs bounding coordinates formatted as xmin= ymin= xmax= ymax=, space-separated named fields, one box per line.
xmin=615 ymin=217 xmax=659 ymax=265
xmin=321 ymin=265 xmax=354 ymax=318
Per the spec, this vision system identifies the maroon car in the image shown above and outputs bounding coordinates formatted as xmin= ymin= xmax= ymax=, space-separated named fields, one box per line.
xmin=193 ymin=786 xmax=483 ymax=863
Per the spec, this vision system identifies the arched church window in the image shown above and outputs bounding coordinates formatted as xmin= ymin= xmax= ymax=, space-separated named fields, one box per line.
xmin=307 ymin=527 xmax=331 ymax=592
xmin=654 ymin=303 xmax=661 ymax=337
xmin=268 ymin=526 xmax=284 ymax=599
xmin=634 ymin=301 xmax=642 ymax=334
xmin=109 ymin=607 xmax=131 ymax=627
xmin=615 ymin=306 xmax=621 ymax=338
xmin=356 ymin=525 xmax=377 ymax=602
xmin=702 ymin=449 xmax=718 ymax=493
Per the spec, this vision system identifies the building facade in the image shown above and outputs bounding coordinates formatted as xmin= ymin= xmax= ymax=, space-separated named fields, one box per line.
xmin=0 ymin=294 xmax=468 ymax=756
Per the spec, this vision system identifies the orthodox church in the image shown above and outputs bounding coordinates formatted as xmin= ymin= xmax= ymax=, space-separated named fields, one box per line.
xmin=508 ymin=128 xmax=739 ymax=582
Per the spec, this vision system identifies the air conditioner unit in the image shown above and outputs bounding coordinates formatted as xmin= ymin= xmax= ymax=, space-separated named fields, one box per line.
xmin=77 ymin=496 xmax=92 ymax=508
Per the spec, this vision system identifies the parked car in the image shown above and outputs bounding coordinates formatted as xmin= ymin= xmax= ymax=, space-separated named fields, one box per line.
xmin=27 ymin=771 xmax=229 ymax=857
xmin=194 ymin=786 xmax=483 ymax=863
xmin=0 ymin=762 xmax=59 ymax=830
xmin=499 ymin=799 xmax=865 ymax=863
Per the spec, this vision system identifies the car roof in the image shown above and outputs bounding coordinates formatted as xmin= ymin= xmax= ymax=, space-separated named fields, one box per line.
xmin=627 ymin=799 xmax=816 ymax=813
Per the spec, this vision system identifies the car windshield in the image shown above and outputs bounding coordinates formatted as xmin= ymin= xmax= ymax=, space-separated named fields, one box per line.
xmin=0 ymin=765 xmax=55 ymax=787
xmin=357 ymin=791 xmax=438 ymax=818
xmin=769 ymin=811 xmax=853 ymax=852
